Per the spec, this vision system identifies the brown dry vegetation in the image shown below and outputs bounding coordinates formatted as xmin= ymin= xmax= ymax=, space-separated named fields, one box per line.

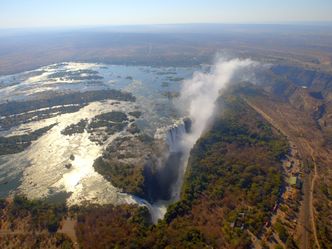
xmin=0 ymin=197 xmax=73 ymax=249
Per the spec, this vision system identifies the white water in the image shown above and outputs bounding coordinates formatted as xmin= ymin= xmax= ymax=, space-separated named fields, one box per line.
xmin=133 ymin=197 xmax=168 ymax=224
xmin=0 ymin=100 xmax=138 ymax=206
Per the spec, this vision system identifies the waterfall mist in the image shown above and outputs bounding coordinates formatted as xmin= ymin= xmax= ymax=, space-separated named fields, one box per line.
xmin=171 ymin=57 xmax=258 ymax=199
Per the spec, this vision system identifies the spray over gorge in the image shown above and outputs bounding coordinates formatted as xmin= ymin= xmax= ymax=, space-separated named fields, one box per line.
xmin=168 ymin=58 xmax=257 ymax=200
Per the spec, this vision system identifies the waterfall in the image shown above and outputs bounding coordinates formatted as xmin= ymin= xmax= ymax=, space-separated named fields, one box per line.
xmin=165 ymin=118 xmax=191 ymax=153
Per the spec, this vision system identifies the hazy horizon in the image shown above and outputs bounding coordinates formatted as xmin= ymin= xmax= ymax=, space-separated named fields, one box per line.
xmin=1 ymin=0 xmax=332 ymax=29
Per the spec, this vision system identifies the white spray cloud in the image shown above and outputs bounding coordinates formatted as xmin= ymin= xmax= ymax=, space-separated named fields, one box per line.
xmin=170 ymin=57 xmax=257 ymax=199
xmin=179 ymin=57 xmax=257 ymax=150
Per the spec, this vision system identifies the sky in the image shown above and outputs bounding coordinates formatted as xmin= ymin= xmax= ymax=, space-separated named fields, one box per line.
xmin=1 ymin=0 xmax=332 ymax=29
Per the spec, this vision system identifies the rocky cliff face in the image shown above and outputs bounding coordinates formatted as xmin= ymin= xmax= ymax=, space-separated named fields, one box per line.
xmin=252 ymin=64 xmax=332 ymax=147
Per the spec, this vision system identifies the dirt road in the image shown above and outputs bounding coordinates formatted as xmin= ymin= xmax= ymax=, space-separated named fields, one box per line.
xmin=305 ymin=142 xmax=321 ymax=249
